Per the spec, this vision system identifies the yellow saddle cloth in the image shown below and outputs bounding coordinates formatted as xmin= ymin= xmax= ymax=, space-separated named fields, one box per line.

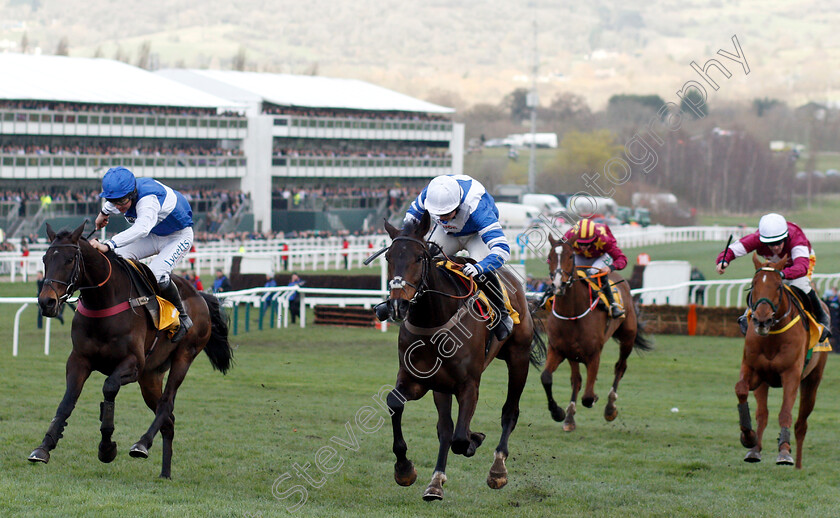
xmin=579 ymin=271 xmax=625 ymax=315
xmin=125 ymin=259 xmax=181 ymax=336
xmin=438 ymin=260 xmax=520 ymax=325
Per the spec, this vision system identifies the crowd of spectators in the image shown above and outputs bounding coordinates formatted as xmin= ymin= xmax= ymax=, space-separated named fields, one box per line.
xmin=0 ymin=143 xmax=243 ymax=157
xmin=0 ymin=100 xmax=243 ymax=118
xmin=273 ymin=146 xmax=448 ymax=159
xmin=262 ymin=104 xmax=450 ymax=122
xmin=272 ymin=185 xmax=419 ymax=214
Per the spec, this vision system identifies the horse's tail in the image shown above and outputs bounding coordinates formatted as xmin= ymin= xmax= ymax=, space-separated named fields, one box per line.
xmin=200 ymin=292 xmax=234 ymax=374
xmin=631 ymin=300 xmax=654 ymax=352
xmin=528 ymin=306 xmax=548 ymax=368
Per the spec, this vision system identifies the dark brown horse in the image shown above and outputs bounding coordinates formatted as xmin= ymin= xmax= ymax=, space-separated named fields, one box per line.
xmin=736 ymin=254 xmax=828 ymax=468
xmin=381 ymin=212 xmax=544 ymax=501
xmin=29 ymin=221 xmax=233 ymax=478
xmin=540 ymin=235 xmax=651 ymax=431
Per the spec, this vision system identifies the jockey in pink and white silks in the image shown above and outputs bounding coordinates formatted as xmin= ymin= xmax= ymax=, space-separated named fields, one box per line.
xmin=716 ymin=212 xmax=829 ymax=340
xmin=89 ymin=166 xmax=195 ymax=342
xmin=404 ymin=174 xmax=514 ymax=342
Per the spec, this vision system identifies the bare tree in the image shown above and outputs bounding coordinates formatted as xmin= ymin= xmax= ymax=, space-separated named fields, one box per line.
xmin=55 ymin=37 xmax=69 ymax=56
xmin=136 ymin=41 xmax=151 ymax=69
xmin=232 ymin=46 xmax=247 ymax=71
xmin=20 ymin=32 xmax=28 ymax=54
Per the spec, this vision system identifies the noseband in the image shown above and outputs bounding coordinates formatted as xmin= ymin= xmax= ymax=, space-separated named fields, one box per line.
xmin=747 ymin=267 xmax=790 ymax=328
xmin=388 ymin=236 xmax=432 ymax=304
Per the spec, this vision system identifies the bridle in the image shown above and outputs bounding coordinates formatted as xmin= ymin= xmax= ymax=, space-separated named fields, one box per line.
xmin=382 ymin=236 xmax=476 ymax=305
xmin=747 ymin=266 xmax=794 ymax=329
xmin=42 ymin=242 xmax=112 ymax=304
xmin=549 ymin=248 xmax=575 ymax=297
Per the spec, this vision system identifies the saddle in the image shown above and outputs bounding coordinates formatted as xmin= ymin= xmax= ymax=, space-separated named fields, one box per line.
xmin=579 ymin=271 xmax=625 ymax=317
xmin=437 ymin=259 xmax=520 ymax=325
xmin=108 ymin=252 xmax=181 ymax=336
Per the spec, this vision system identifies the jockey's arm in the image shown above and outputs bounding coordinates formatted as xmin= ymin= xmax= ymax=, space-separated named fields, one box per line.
xmin=781 ymin=247 xmax=810 ymax=279
xmin=474 ymin=221 xmax=510 ymax=274
xmin=109 ymin=195 xmax=160 ymax=249
xmin=403 ymin=188 xmax=429 ymax=226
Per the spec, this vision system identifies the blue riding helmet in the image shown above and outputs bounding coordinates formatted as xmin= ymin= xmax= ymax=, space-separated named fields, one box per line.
xmin=99 ymin=167 xmax=136 ymax=200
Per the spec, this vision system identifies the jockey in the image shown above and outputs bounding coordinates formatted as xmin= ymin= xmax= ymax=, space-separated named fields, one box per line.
xmin=562 ymin=218 xmax=628 ymax=318
xmin=89 ymin=167 xmax=194 ymax=342
xmin=716 ymin=213 xmax=830 ymax=341
xmin=404 ymin=174 xmax=514 ymax=342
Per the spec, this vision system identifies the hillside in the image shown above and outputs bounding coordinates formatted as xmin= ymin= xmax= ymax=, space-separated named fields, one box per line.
xmin=1 ymin=0 xmax=837 ymax=109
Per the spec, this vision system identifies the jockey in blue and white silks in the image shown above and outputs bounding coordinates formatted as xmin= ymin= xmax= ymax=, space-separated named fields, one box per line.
xmin=90 ymin=166 xmax=194 ymax=342
xmin=404 ymin=174 xmax=514 ymax=342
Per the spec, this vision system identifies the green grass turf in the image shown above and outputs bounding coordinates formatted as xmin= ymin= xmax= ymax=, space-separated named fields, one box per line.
xmin=1 ymin=292 xmax=839 ymax=516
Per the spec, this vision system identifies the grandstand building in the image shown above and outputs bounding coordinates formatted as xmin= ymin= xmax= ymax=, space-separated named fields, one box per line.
xmin=157 ymin=69 xmax=462 ymax=234
xmin=0 ymin=53 xmax=462 ymax=241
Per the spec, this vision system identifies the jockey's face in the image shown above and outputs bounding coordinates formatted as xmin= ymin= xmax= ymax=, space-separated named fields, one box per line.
xmin=578 ymin=240 xmax=593 ymax=250
xmin=108 ymin=195 xmax=133 ymax=213
xmin=767 ymin=240 xmax=785 ymax=256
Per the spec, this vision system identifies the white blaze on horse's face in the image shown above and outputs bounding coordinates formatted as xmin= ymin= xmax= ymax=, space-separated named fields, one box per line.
xmin=553 ymin=246 xmax=564 ymax=286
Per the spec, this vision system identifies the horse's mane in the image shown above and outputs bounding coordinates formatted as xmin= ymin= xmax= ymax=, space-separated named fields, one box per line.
xmin=400 ymin=218 xmax=424 ymax=238
xmin=53 ymin=229 xmax=74 ymax=240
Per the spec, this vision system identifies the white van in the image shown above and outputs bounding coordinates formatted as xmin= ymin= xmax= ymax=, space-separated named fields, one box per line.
xmin=521 ymin=194 xmax=564 ymax=216
xmin=495 ymin=202 xmax=542 ymax=229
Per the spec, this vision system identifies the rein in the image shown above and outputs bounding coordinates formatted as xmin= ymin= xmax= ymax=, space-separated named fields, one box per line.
xmin=550 ymin=264 xmax=609 ymax=321
xmin=42 ymin=243 xmax=112 ymax=304
xmin=386 ymin=236 xmax=476 ymax=303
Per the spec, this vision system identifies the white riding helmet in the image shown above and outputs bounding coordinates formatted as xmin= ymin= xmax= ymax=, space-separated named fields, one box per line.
xmin=758 ymin=213 xmax=789 ymax=243
xmin=424 ymin=176 xmax=462 ymax=215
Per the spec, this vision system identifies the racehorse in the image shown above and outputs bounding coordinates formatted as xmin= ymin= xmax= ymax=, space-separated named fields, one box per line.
xmin=540 ymin=235 xmax=651 ymax=431
xmin=29 ymin=221 xmax=233 ymax=478
xmin=380 ymin=211 xmax=544 ymax=501
xmin=736 ymin=254 xmax=828 ymax=468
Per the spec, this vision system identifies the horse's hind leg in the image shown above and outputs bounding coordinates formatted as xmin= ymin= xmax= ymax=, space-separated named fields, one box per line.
xmin=423 ymin=392 xmax=453 ymax=501
xmin=451 ymin=382 xmax=481 ymax=457
xmin=605 ymin=330 xmax=635 ymax=422
xmin=131 ymin=353 xmax=193 ymax=478
xmin=540 ymin=347 xmax=566 ymax=423
xmin=29 ymin=353 xmax=91 ymax=463
xmin=97 ymin=356 xmax=139 ymax=463
xmin=793 ymin=356 xmax=826 ymax=469
xmin=488 ymin=347 xmax=529 ymax=490
xmin=564 ymin=361 xmax=583 ymax=432
xmin=388 ymin=378 xmax=426 ymax=487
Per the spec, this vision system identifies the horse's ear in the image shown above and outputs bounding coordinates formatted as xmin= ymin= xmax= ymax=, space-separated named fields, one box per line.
xmin=70 ymin=221 xmax=86 ymax=243
xmin=384 ymin=219 xmax=400 ymax=239
xmin=45 ymin=222 xmax=56 ymax=242
xmin=773 ymin=254 xmax=789 ymax=271
xmin=417 ymin=210 xmax=431 ymax=238
xmin=751 ymin=252 xmax=763 ymax=269
xmin=548 ymin=233 xmax=558 ymax=247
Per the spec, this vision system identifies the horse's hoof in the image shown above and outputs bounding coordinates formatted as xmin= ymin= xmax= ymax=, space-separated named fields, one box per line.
xmin=744 ymin=448 xmax=761 ymax=463
xmin=451 ymin=438 xmax=470 ymax=456
xmin=464 ymin=432 xmax=485 ymax=458
xmin=98 ymin=441 xmax=117 ymax=463
xmin=740 ymin=430 xmax=757 ymax=449
xmin=394 ymin=460 xmax=417 ymax=486
xmin=582 ymin=395 xmax=598 ymax=408
xmin=604 ymin=406 xmax=618 ymax=422
xmin=28 ymin=448 xmax=49 ymax=464
xmin=487 ymin=473 xmax=508 ymax=489
xmin=129 ymin=443 xmax=149 ymax=459
xmin=422 ymin=486 xmax=444 ymax=501
xmin=563 ymin=422 xmax=576 ymax=432
xmin=776 ymin=452 xmax=794 ymax=466
xmin=549 ymin=403 xmax=565 ymax=423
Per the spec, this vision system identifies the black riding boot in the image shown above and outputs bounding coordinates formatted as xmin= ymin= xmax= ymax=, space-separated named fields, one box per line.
xmin=480 ymin=272 xmax=514 ymax=345
xmin=601 ymin=280 xmax=624 ymax=318
xmin=160 ymin=279 xmax=193 ymax=342
xmin=807 ymin=289 xmax=832 ymax=342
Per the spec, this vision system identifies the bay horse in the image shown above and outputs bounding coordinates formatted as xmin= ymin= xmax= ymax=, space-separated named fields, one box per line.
xmin=540 ymin=235 xmax=652 ymax=431
xmin=29 ymin=221 xmax=233 ymax=478
xmin=381 ymin=212 xmax=544 ymax=501
xmin=736 ymin=254 xmax=828 ymax=468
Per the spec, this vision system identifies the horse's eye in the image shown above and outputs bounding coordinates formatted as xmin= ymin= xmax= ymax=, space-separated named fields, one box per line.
xmin=417 ymin=255 xmax=423 ymax=261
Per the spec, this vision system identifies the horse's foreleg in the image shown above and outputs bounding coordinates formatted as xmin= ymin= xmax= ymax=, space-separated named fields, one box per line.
xmin=131 ymin=352 xmax=193 ymax=479
xmin=97 ymin=355 xmax=139 ymax=463
xmin=451 ymin=382 xmax=480 ymax=457
xmin=735 ymin=366 xmax=757 ymax=450
xmin=389 ymin=380 xmax=425 ymax=487
xmin=794 ymin=355 xmax=826 ymax=469
xmin=565 ymin=361 xmax=582 ymax=432
xmin=423 ymin=392 xmax=453 ymax=501
xmin=29 ymin=353 xmax=92 ymax=464
xmin=488 ymin=350 xmax=529 ymax=490
xmin=775 ymin=370 xmax=801 ymax=466
xmin=581 ymin=354 xmax=600 ymax=409
xmin=540 ymin=347 xmax=565 ymax=423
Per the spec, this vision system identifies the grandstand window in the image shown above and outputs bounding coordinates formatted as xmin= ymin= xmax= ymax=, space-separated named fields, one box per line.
xmin=178 ymin=118 xmax=187 ymax=127
xmin=168 ymin=118 xmax=177 ymax=127
xmin=28 ymin=113 xmax=39 ymax=122
xmin=147 ymin=117 xmax=155 ymax=125
xmin=101 ymin=116 xmax=111 ymax=124
xmin=124 ymin=117 xmax=134 ymax=125
xmin=318 ymin=120 xmax=325 ymax=128
xmin=52 ymin=157 xmax=62 ymax=166
xmin=199 ymin=119 xmax=208 ymax=127
xmin=2 ymin=113 xmax=12 ymax=121
xmin=54 ymin=114 xmax=64 ymax=122
xmin=145 ymin=158 xmax=154 ymax=166
xmin=3 ymin=157 xmax=12 ymax=166
xmin=188 ymin=119 xmax=197 ymax=127
xmin=113 ymin=116 xmax=122 ymax=125
xmin=326 ymin=120 xmax=334 ymax=128
xmin=290 ymin=158 xmax=298 ymax=167
xmin=291 ymin=119 xmax=299 ymax=127
xmin=220 ymin=119 xmax=227 ymax=128
xmin=158 ymin=117 xmax=167 ymax=126
xmin=156 ymin=158 xmax=165 ymax=167
xmin=15 ymin=157 xmax=25 ymax=166
xmin=40 ymin=156 xmax=49 ymax=166
xmin=78 ymin=115 xmax=88 ymax=123
xmin=317 ymin=159 xmax=324 ymax=167
xmin=209 ymin=120 xmax=218 ymax=128
xmin=134 ymin=157 xmax=144 ymax=167
xmin=239 ymin=120 xmax=247 ymax=128
xmin=90 ymin=115 xmax=99 ymax=124
xmin=274 ymin=118 xmax=288 ymax=126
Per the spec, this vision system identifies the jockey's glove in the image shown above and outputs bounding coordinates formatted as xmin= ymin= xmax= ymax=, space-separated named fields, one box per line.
xmin=462 ymin=263 xmax=480 ymax=277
